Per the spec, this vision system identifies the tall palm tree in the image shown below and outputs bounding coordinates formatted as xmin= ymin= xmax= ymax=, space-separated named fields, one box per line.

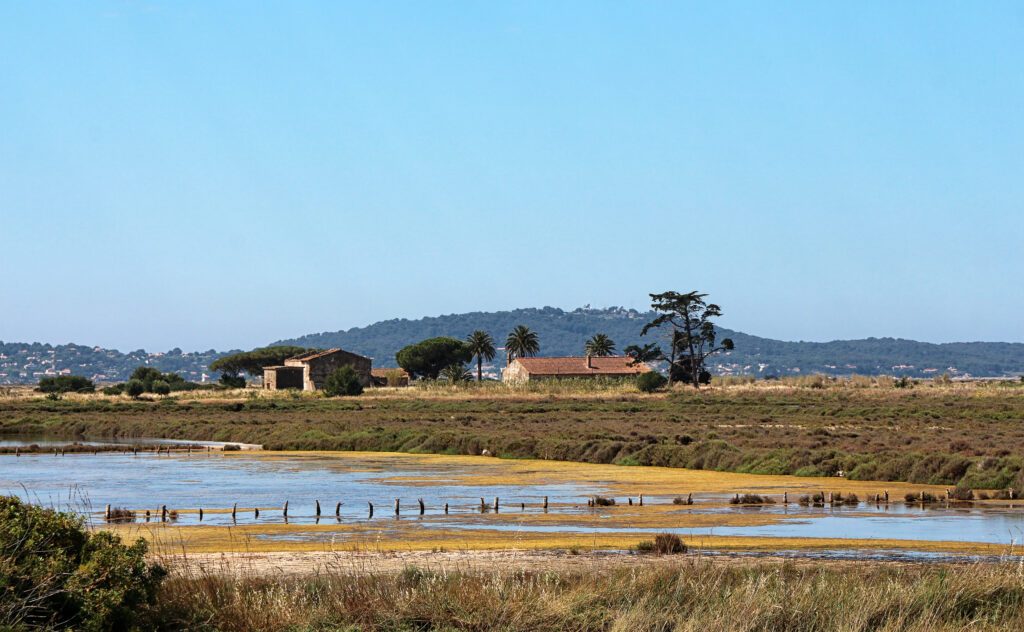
xmin=465 ymin=330 xmax=496 ymax=382
xmin=505 ymin=325 xmax=540 ymax=366
xmin=584 ymin=333 xmax=616 ymax=357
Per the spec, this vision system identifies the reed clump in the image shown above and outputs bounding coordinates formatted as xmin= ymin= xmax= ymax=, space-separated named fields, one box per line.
xmin=151 ymin=560 xmax=1024 ymax=631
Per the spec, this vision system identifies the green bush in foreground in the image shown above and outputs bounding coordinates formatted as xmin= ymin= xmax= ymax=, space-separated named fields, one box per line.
xmin=324 ymin=366 xmax=364 ymax=397
xmin=0 ymin=496 xmax=165 ymax=630
xmin=37 ymin=375 xmax=95 ymax=394
xmin=637 ymin=371 xmax=668 ymax=392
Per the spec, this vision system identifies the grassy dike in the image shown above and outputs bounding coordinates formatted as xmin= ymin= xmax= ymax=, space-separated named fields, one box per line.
xmin=3 ymin=381 xmax=1024 ymax=489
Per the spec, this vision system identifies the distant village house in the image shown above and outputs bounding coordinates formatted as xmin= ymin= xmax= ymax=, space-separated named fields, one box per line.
xmin=503 ymin=356 xmax=652 ymax=383
xmin=263 ymin=348 xmax=372 ymax=391
xmin=371 ymin=367 xmax=410 ymax=387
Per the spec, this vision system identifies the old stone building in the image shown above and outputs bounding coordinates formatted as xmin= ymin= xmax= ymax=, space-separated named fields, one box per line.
xmin=502 ymin=356 xmax=652 ymax=383
xmin=263 ymin=348 xmax=372 ymax=391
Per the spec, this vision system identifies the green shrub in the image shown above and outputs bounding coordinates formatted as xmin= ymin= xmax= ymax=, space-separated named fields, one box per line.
xmin=102 ymin=384 xmax=125 ymax=396
xmin=324 ymin=366 xmax=364 ymax=397
xmin=151 ymin=380 xmax=171 ymax=396
xmin=0 ymin=496 xmax=164 ymax=630
xmin=637 ymin=372 xmax=668 ymax=393
xmin=637 ymin=533 xmax=686 ymax=554
xmin=218 ymin=373 xmax=247 ymax=389
xmin=124 ymin=379 xmax=145 ymax=398
xmin=37 ymin=375 xmax=95 ymax=394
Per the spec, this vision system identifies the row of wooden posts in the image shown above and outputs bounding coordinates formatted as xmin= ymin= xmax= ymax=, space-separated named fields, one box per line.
xmin=103 ymin=485 xmax=1019 ymax=523
xmin=11 ymin=445 xmax=214 ymax=457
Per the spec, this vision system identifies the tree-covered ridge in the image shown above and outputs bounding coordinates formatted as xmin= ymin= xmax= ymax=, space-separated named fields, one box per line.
xmin=3 ymin=306 xmax=1023 ymax=384
xmin=274 ymin=306 xmax=1024 ymax=378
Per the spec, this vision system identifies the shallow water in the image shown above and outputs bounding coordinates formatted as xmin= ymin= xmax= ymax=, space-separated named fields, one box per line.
xmin=4 ymin=447 xmax=1024 ymax=551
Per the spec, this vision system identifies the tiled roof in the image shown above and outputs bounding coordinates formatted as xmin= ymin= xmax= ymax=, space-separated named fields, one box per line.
xmin=512 ymin=356 xmax=652 ymax=376
xmin=288 ymin=348 xmax=343 ymax=362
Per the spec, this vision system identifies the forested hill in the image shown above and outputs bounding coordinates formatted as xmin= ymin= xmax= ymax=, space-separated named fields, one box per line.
xmin=3 ymin=308 xmax=1022 ymax=384
xmin=274 ymin=307 xmax=1024 ymax=378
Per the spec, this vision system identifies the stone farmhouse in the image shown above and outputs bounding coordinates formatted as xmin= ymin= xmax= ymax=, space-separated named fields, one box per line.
xmin=502 ymin=356 xmax=652 ymax=383
xmin=263 ymin=348 xmax=372 ymax=391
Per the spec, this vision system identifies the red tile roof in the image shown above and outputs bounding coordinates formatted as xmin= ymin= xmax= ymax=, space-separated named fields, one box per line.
xmin=288 ymin=348 xmax=343 ymax=362
xmin=512 ymin=356 xmax=652 ymax=377
xmin=370 ymin=368 xmax=410 ymax=378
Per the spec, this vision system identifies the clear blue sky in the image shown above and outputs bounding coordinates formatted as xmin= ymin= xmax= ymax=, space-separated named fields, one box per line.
xmin=1 ymin=2 xmax=1022 ymax=351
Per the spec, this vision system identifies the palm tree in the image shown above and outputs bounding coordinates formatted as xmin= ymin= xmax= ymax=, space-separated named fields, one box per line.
xmin=465 ymin=330 xmax=496 ymax=382
xmin=584 ymin=333 xmax=616 ymax=357
xmin=440 ymin=362 xmax=473 ymax=383
xmin=505 ymin=325 xmax=540 ymax=366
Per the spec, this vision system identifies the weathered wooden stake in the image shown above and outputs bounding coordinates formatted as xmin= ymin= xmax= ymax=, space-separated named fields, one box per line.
xmin=368 ymin=502 xmax=374 ymax=518
xmin=639 ymin=494 xmax=643 ymax=506
xmin=335 ymin=502 xmax=341 ymax=517
xmin=54 ymin=448 xmax=58 ymax=456
xmin=829 ymin=492 xmax=834 ymax=504
xmin=444 ymin=503 xmax=449 ymax=514
xmin=394 ymin=498 xmax=400 ymax=516
xmin=199 ymin=508 xmax=204 ymax=521
xmin=687 ymin=493 xmax=693 ymax=505
xmin=161 ymin=505 xmax=168 ymax=521
xmin=255 ymin=507 xmax=260 ymax=518
xmin=1010 ymin=488 xmax=1016 ymax=500
xmin=543 ymin=496 xmax=549 ymax=510
xmin=232 ymin=503 xmax=237 ymax=520
xmin=521 ymin=502 xmax=525 ymax=511
xmin=15 ymin=448 xmax=19 ymax=457
xmin=105 ymin=504 xmax=111 ymax=520
xmin=628 ymin=498 xmax=633 ymax=506
xmin=783 ymin=492 xmax=788 ymax=504
xmin=283 ymin=500 xmax=289 ymax=518
xmin=493 ymin=497 xmax=500 ymax=512
xmin=884 ymin=490 xmax=889 ymax=503
xmin=480 ymin=498 xmax=486 ymax=512
xmin=145 ymin=510 xmax=151 ymax=521
xmin=418 ymin=498 xmax=425 ymax=515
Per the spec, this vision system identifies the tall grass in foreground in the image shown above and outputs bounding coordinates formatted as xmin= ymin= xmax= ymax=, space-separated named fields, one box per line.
xmin=153 ymin=561 xmax=1024 ymax=631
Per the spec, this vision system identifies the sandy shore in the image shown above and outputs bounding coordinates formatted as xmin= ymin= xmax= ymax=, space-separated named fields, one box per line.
xmin=159 ymin=547 xmax=992 ymax=578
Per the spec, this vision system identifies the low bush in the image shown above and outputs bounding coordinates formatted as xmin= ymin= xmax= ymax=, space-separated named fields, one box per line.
xmin=106 ymin=507 xmax=136 ymax=523
xmin=637 ymin=372 xmax=668 ymax=393
xmin=905 ymin=492 xmax=938 ymax=503
xmin=672 ymin=495 xmax=694 ymax=505
xmin=950 ymin=486 xmax=974 ymax=501
xmin=729 ymin=493 xmax=775 ymax=505
xmin=591 ymin=496 xmax=616 ymax=506
xmin=636 ymin=533 xmax=687 ymax=555
xmin=37 ymin=375 xmax=95 ymax=394
xmin=324 ymin=366 xmax=364 ymax=397
xmin=0 ymin=496 xmax=164 ymax=630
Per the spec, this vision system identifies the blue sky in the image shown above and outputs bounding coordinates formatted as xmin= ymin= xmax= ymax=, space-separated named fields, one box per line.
xmin=1 ymin=2 xmax=1022 ymax=351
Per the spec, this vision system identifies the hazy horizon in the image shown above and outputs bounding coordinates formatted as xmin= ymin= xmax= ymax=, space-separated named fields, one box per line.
xmin=2 ymin=3 xmax=1022 ymax=350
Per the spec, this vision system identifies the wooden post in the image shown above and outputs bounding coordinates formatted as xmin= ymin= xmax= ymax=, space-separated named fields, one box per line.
xmin=161 ymin=505 xmax=168 ymax=522
xmin=315 ymin=500 xmax=321 ymax=517
xmin=543 ymin=496 xmax=549 ymax=510
xmin=368 ymin=502 xmax=374 ymax=518
xmin=335 ymin=502 xmax=341 ymax=517
xmin=639 ymin=494 xmax=643 ymax=507
xmin=232 ymin=503 xmax=237 ymax=520
xmin=283 ymin=500 xmax=289 ymax=518
xmin=145 ymin=510 xmax=151 ymax=521
xmin=105 ymin=504 xmax=111 ymax=520
xmin=255 ymin=507 xmax=260 ymax=518
xmin=15 ymin=448 xmax=19 ymax=457
xmin=418 ymin=498 xmax=425 ymax=515
xmin=188 ymin=445 xmax=192 ymax=455
xmin=493 ymin=497 xmax=499 ymax=512
xmin=199 ymin=508 xmax=204 ymax=521
xmin=521 ymin=502 xmax=525 ymax=511
xmin=444 ymin=502 xmax=449 ymax=514
xmin=480 ymin=498 xmax=486 ymax=512
xmin=783 ymin=492 xmax=788 ymax=504
xmin=884 ymin=490 xmax=889 ymax=503
xmin=829 ymin=492 xmax=834 ymax=504
xmin=628 ymin=498 xmax=633 ymax=506
xmin=54 ymin=448 xmax=58 ymax=456
xmin=687 ymin=493 xmax=693 ymax=505
xmin=133 ymin=447 xmax=138 ymax=456
xmin=394 ymin=499 xmax=400 ymax=516
xmin=1010 ymin=488 xmax=1016 ymax=500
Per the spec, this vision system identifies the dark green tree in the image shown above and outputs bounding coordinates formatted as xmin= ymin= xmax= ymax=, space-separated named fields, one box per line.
xmin=584 ymin=333 xmax=616 ymax=357
xmin=396 ymin=337 xmax=472 ymax=380
xmin=323 ymin=366 xmax=364 ymax=396
xmin=218 ymin=373 xmax=247 ymax=388
xmin=151 ymin=380 xmax=171 ymax=396
xmin=505 ymin=325 xmax=540 ymax=366
xmin=623 ymin=342 xmax=664 ymax=365
xmin=208 ymin=346 xmax=316 ymax=377
xmin=37 ymin=375 xmax=95 ymax=393
xmin=465 ymin=330 xmax=496 ymax=382
xmin=637 ymin=371 xmax=668 ymax=393
xmin=124 ymin=379 xmax=145 ymax=398
xmin=641 ymin=291 xmax=734 ymax=388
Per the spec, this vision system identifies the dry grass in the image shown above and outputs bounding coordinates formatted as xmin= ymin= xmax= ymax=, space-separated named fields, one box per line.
xmin=151 ymin=558 xmax=1024 ymax=631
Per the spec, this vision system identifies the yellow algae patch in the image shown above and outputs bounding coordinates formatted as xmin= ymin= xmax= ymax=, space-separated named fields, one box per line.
xmin=103 ymin=521 xmax=1011 ymax=557
xmin=228 ymin=450 xmax=953 ymax=499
